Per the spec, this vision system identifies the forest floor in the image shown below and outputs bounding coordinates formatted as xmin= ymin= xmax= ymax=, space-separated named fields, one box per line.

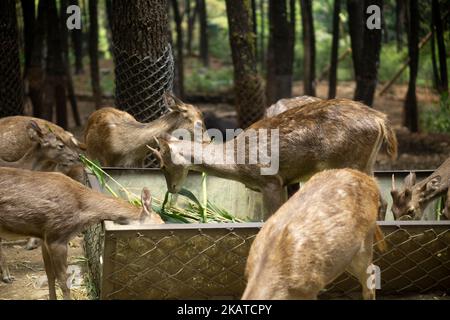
xmin=5 ymin=69 xmax=449 ymax=300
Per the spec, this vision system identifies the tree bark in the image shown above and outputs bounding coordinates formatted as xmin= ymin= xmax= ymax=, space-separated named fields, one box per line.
xmin=300 ymin=0 xmax=316 ymax=96
xmin=395 ymin=0 xmax=405 ymax=50
xmin=111 ymin=0 xmax=171 ymax=122
xmin=225 ymin=0 xmax=266 ymax=128
xmin=89 ymin=0 xmax=103 ymax=109
xmin=43 ymin=0 xmax=68 ymax=128
xmin=186 ymin=0 xmax=198 ymax=56
xmin=259 ymin=0 xmax=266 ymax=70
xmin=197 ymin=0 xmax=209 ymax=67
xmin=432 ymin=0 xmax=448 ymax=94
xmin=20 ymin=0 xmax=35 ymax=77
xmin=0 ymin=0 xmax=24 ymax=117
xmin=70 ymin=0 xmax=84 ymax=74
xmin=404 ymin=0 xmax=419 ymax=132
xmin=171 ymin=0 xmax=185 ymax=98
xmin=354 ymin=0 xmax=383 ymax=107
xmin=347 ymin=0 xmax=364 ymax=84
xmin=266 ymin=0 xmax=295 ymax=105
xmin=328 ymin=0 xmax=341 ymax=99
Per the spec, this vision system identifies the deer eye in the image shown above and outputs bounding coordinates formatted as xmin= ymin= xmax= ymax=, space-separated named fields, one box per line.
xmin=57 ymin=144 xmax=64 ymax=150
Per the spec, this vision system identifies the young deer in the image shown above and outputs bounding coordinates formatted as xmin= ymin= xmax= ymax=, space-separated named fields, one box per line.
xmin=84 ymin=93 xmax=205 ymax=167
xmin=0 ymin=167 xmax=164 ymax=299
xmin=242 ymin=169 xmax=386 ymax=300
xmin=265 ymin=95 xmax=322 ymax=117
xmin=150 ymin=99 xmax=397 ymax=218
xmin=391 ymin=157 xmax=450 ymax=220
xmin=0 ymin=120 xmax=80 ymax=171
xmin=0 ymin=116 xmax=85 ymax=162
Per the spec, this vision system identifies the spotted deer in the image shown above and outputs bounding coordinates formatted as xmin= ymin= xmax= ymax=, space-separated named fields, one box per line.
xmin=242 ymin=169 xmax=386 ymax=300
xmin=150 ymin=99 xmax=397 ymax=218
xmin=0 ymin=167 xmax=164 ymax=299
xmin=265 ymin=95 xmax=322 ymax=117
xmin=391 ymin=157 xmax=450 ymax=220
xmin=84 ymin=93 xmax=206 ymax=167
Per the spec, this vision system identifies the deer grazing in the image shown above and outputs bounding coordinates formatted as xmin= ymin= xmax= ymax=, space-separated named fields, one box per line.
xmin=242 ymin=169 xmax=386 ymax=300
xmin=265 ymin=95 xmax=322 ymax=117
xmin=84 ymin=93 xmax=205 ymax=167
xmin=0 ymin=116 xmax=85 ymax=162
xmin=391 ymin=157 xmax=450 ymax=220
xmin=0 ymin=167 xmax=164 ymax=300
xmin=150 ymin=99 xmax=397 ymax=218
xmin=0 ymin=120 xmax=80 ymax=171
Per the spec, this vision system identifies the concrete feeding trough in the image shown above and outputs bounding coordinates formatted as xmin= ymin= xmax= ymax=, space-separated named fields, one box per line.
xmin=84 ymin=169 xmax=450 ymax=299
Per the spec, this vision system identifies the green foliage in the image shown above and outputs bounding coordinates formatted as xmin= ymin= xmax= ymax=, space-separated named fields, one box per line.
xmin=184 ymin=59 xmax=233 ymax=94
xmin=421 ymin=93 xmax=450 ymax=133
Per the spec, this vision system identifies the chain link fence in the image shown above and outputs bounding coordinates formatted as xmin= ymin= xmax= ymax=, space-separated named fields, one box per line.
xmin=83 ymin=221 xmax=450 ymax=300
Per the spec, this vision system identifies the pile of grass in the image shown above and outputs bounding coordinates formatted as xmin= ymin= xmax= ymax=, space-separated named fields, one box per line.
xmin=80 ymin=155 xmax=247 ymax=223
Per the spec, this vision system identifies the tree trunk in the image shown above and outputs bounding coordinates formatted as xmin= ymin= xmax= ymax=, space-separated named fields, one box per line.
xmin=251 ymin=0 xmax=258 ymax=62
xmin=20 ymin=0 xmax=35 ymax=77
xmin=431 ymin=16 xmax=440 ymax=91
xmin=61 ymin=0 xmax=81 ymax=126
xmin=0 ymin=0 xmax=24 ymax=117
xmin=300 ymin=0 xmax=316 ymax=96
xmin=197 ymin=0 xmax=209 ymax=67
xmin=347 ymin=0 xmax=364 ymax=84
xmin=266 ymin=0 xmax=295 ymax=105
xmin=171 ymin=0 xmax=184 ymax=99
xmin=70 ymin=0 xmax=84 ymax=74
xmin=354 ymin=0 xmax=383 ymax=107
xmin=259 ymin=0 xmax=266 ymax=70
xmin=88 ymin=0 xmax=103 ymax=109
xmin=395 ymin=0 xmax=405 ymax=51
xmin=328 ymin=0 xmax=341 ymax=99
xmin=404 ymin=0 xmax=419 ymax=132
xmin=432 ymin=0 xmax=448 ymax=94
xmin=187 ymin=0 xmax=198 ymax=56
xmin=43 ymin=0 xmax=68 ymax=129
xmin=111 ymin=0 xmax=171 ymax=122
xmin=28 ymin=0 xmax=46 ymax=118
xmin=225 ymin=0 xmax=266 ymax=128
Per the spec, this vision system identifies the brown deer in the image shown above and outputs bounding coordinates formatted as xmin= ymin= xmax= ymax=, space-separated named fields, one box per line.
xmin=265 ymin=95 xmax=322 ymax=117
xmin=84 ymin=93 xmax=205 ymax=167
xmin=0 ymin=120 xmax=80 ymax=171
xmin=0 ymin=116 xmax=85 ymax=162
xmin=242 ymin=169 xmax=386 ymax=300
xmin=150 ymin=99 xmax=397 ymax=218
xmin=391 ymin=157 xmax=450 ymax=220
xmin=0 ymin=167 xmax=164 ymax=300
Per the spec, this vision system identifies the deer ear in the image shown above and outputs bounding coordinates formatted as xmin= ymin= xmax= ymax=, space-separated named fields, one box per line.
xmin=139 ymin=188 xmax=152 ymax=223
xmin=425 ymin=176 xmax=441 ymax=192
xmin=404 ymin=172 xmax=416 ymax=187
xmin=26 ymin=120 xmax=45 ymax=142
xmin=164 ymin=92 xmax=184 ymax=109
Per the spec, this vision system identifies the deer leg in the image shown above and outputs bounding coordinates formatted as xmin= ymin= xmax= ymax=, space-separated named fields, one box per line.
xmin=25 ymin=237 xmax=42 ymax=250
xmin=261 ymin=182 xmax=287 ymax=219
xmin=0 ymin=238 xmax=14 ymax=283
xmin=347 ymin=233 xmax=376 ymax=300
xmin=47 ymin=242 xmax=71 ymax=300
xmin=42 ymin=241 xmax=57 ymax=300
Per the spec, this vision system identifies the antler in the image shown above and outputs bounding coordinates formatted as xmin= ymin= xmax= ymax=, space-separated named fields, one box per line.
xmin=146 ymin=144 xmax=164 ymax=167
xmin=391 ymin=174 xmax=396 ymax=191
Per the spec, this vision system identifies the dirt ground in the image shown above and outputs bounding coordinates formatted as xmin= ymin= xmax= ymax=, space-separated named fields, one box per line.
xmin=5 ymin=77 xmax=448 ymax=300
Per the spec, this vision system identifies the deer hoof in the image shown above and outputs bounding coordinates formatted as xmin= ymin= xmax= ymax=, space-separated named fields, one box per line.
xmin=25 ymin=238 xmax=41 ymax=250
xmin=2 ymin=275 xmax=15 ymax=283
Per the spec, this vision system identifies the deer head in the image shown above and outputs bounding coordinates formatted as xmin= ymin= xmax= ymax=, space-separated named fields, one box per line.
xmin=27 ymin=120 xmax=80 ymax=167
xmin=391 ymin=172 xmax=443 ymax=220
xmin=148 ymin=134 xmax=190 ymax=194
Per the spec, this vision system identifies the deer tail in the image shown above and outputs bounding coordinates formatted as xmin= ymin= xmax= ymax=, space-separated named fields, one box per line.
xmin=379 ymin=118 xmax=398 ymax=160
xmin=374 ymin=224 xmax=387 ymax=253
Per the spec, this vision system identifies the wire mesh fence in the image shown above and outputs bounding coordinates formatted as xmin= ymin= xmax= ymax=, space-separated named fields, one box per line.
xmin=83 ymin=221 xmax=450 ymax=300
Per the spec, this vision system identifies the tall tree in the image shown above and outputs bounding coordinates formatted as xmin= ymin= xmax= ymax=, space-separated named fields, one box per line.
xmin=347 ymin=0 xmax=364 ymax=91
xmin=171 ymin=0 xmax=185 ymax=98
xmin=197 ymin=0 xmax=209 ymax=67
xmin=225 ymin=0 xmax=266 ymax=128
xmin=395 ymin=0 xmax=405 ymax=51
xmin=186 ymin=0 xmax=198 ymax=56
xmin=300 ymin=0 xmax=316 ymax=96
xmin=89 ymin=0 xmax=103 ymax=109
xmin=0 ymin=0 xmax=24 ymax=117
xmin=404 ymin=0 xmax=419 ymax=132
xmin=266 ymin=0 xmax=296 ymax=105
xmin=431 ymin=0 xmax=448 ymax=94
xmin=328 ymin=0 xmax=341 ymax=99
xmin=258 ymin=0 xmax=266 ymax=69
xmin=20 ymin=0 xmax=35 ymax=77
xmin=43 ymin=0 xmax=68 ymax=128
xmin=111 ymin=0 xmax=171 ymax=122
xmin=354 ymin=0 xmax=383 ymax=106
xmin=70 ymin=0 xmax=84 ymax=74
